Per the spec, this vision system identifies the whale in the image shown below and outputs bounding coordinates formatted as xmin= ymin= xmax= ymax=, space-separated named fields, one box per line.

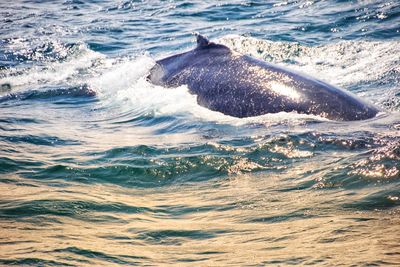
xmin=147 ymin=34 xmax=379 ymax=121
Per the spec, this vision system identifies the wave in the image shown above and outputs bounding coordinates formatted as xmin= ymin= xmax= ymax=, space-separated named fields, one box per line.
xmin=0 ymin=84 xmax=96 ymax=103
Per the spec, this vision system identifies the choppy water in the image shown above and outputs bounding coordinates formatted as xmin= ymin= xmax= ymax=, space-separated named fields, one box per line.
xmin=1 ymin=0 xmax=400 ymax=265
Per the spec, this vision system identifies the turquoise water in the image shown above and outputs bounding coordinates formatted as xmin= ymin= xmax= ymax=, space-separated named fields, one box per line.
xmin=1 ymin=0 xmax=400 ymax=265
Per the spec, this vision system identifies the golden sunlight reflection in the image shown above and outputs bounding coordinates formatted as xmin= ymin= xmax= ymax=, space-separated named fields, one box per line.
xmin=2 ymin=174 xmax=400 ymax=266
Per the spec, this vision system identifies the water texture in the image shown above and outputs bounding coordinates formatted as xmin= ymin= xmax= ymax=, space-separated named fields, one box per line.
xmin=1 ymin=0 xmax=400 ymax=266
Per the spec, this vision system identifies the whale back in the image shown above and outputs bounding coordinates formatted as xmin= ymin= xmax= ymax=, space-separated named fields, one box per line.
xmin=148 ymin=35 xmax=378 ymax=121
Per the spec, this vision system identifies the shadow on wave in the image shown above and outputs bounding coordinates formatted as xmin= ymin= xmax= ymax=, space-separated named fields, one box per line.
xmin=0 ymin=84 xmax=96 ymax=104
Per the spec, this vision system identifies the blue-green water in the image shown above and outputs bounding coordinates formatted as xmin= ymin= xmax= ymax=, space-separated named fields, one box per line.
xmin=1 ymin=0 xmax=400 ymax=265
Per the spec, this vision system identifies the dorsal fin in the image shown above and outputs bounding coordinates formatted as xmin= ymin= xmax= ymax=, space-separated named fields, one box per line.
xmin=195 ymin=33 xmax=210 ymax=48
xmin=193 ymin=33 xmax=230 ymax=51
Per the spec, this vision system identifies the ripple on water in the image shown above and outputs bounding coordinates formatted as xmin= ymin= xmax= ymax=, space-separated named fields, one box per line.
xmin=1 ymin=0 xmax=400 ymax=266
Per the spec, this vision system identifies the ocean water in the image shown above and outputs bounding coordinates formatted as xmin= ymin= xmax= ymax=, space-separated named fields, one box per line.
xmin=0 ymin=0 xmax=400 ymax=265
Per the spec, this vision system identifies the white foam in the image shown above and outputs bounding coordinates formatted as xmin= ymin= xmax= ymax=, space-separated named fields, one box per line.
xmin=89 ymin=55 xmax=155 ymax=97
xmin=0 ymin=43 xmax=105 ymax=90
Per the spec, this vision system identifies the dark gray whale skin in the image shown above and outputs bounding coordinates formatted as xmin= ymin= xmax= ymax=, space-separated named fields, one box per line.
xmin=148 ymin=35 xmax=379 ymax=121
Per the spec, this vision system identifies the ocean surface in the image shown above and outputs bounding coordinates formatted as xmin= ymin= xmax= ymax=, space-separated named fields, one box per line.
xmin=1 ymin=0 xmax=400 ymax=266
